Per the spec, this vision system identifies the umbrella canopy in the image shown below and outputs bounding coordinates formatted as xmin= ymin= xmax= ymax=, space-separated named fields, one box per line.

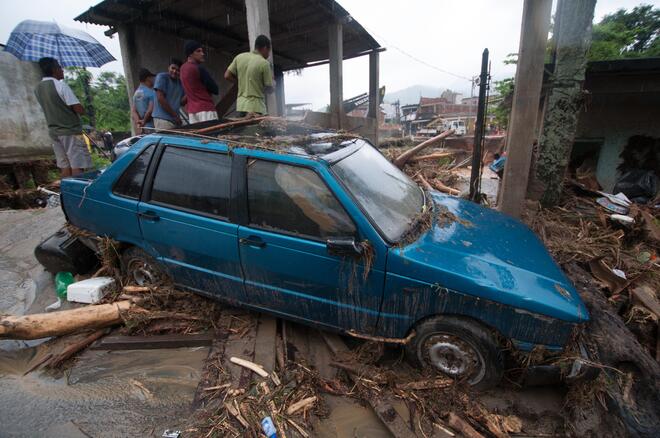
xmin=5 ymin=19 xmax=115 ymax=67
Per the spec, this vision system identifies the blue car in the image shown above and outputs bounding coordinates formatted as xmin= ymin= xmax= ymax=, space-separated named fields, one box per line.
xmin=58 ymin=129 xmax=588 ymax=388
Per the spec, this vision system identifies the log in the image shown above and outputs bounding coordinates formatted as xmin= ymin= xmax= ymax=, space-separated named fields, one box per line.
xmin=409 ymin=152 xmax=456 ymax=162
xmin=394 ymin=129 xmax=454 ymax=168
xmin=229 ymin=356 xmax=269 ymax=378
xmin=430 ymin=180 xmax=461 ymax=196
xmin=286 ymin=396 xmax=317 ymax=415
xmin=417 ymin=174 xmax=433 ymax=191
xmin=0 ymin=300 xmax=133 ymax=340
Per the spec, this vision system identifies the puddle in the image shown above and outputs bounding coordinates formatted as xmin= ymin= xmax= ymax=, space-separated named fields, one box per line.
xmin=0 ymin=346 xmax=208 ymax=437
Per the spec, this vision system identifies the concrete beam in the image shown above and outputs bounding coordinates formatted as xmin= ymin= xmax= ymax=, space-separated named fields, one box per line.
xmin=245 ymin=0 xmax=279 ymax=116
xmin=274 ymin=67 xmax=286 ymax=118
xmin=117 ymin=24 xmax=140 ymax=135
xmin=368 ymin=50 xmax=379 ymax=145
xmin=328 ymin=22 xmax=344 ymax=129
xmin=498 ymin=0 xmax=553 ymax=218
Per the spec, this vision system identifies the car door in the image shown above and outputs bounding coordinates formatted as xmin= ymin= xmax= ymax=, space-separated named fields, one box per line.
xmin=137 ymin=140 xmax=245 ymax=302
xmin=237 ymin=156 xmax=385 ymax=334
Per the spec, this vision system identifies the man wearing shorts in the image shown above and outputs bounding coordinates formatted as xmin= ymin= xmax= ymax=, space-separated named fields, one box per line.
xmin=34 ymin=57 xmax=91 ymax=177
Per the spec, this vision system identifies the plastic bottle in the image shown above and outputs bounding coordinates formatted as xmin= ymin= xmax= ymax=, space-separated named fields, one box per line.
xmin=55 ymin=272 xmax=75 ymax=299
xmin=261 ymin=416 xmax=277 ymax=438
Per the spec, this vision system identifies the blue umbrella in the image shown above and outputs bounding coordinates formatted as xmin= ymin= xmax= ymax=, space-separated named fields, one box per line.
xmin=5 ymin=19 xmax=115 ymax=67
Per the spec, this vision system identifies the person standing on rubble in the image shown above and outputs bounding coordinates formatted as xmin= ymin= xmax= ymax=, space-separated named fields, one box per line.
xmin=131 ymin=68 xmax=156 ymax=134
xmin=224 ymin=35 xmax=274 ymax=117
xmin=153 ymin=58 xmax=186 ymax=129
xmin=34 ymin=57 xmax=92 ymax=178
xmin=181 ymin=40 xmax=219 ymax=124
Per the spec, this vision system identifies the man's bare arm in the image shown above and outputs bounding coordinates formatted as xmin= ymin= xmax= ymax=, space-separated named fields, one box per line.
xmin=224 ymin=70 xmax=237 ymax=82
xmin=156 ymin=90 xmax=179 ymax=119
xmin=70 ymin=103 xmax=85 ymax=115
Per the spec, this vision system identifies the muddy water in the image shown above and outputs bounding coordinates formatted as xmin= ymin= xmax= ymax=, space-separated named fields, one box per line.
xmin=0 ymin=346 xmax=208 ymax=437
xmin=315 ymin=395 xmax=393 ymax=438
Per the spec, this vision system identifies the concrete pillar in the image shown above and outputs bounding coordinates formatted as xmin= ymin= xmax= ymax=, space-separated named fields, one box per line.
xmin=328 ymin=22 xmax=343 ymax=129
xmin=368 ymin=51 xmax=379 ymax=145
xmin=245 ymin=0 xmax=279 ymax=116
xmin=498 ymin=0 xmax=553 ymax=218
xmin=118 ymin=25 xmax=140 ymax=135
xmin=274 ymin=66 xmax=285 ymax=117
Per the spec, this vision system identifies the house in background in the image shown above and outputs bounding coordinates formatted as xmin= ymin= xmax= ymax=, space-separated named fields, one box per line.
xmin=563 ymin=58 xmax=660 ymax=192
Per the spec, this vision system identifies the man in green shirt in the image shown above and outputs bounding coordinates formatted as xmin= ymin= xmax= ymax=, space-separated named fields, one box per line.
xmin=224 ymin=35 xmax=274 ymax=116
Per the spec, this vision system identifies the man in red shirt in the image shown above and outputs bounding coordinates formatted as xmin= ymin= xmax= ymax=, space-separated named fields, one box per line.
xmin=181 ymin=40 xmax=219 ymax=123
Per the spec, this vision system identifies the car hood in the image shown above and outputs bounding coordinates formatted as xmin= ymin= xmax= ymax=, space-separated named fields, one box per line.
xmin=387 ymin=192 xmax=589 ymax=323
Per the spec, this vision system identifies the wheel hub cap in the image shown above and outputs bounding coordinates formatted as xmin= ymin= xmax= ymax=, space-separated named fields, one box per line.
xmin=423 ymin=333 xmax=484 ymax=383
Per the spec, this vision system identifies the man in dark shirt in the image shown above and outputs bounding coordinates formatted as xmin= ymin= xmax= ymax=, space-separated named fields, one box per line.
xmin=180 ymin=40 xmax=219 ymax=123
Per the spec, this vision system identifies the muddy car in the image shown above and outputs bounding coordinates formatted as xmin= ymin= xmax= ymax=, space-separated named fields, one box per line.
xmin=53 ymin=130 xmax=589 ymax=389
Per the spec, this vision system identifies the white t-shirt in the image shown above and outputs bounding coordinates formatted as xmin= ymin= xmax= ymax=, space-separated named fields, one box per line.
xmin=42 ymin=77 xmax=80 ymax=106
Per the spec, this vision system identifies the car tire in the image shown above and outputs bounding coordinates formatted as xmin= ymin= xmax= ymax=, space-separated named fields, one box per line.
xmin=406 ymin=315 xmax=504 ymax=390
xmin=121 ymin=247 xmax=168 ymax=286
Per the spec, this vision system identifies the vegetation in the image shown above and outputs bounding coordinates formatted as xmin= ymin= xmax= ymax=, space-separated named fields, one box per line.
xmin=65 ymin=68 xmax=131 ymax=133
xmin=589 ymin=4 xmax=660 ymax=60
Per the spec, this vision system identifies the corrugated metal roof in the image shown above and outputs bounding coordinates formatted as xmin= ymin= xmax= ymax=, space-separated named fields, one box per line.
xmin=75 ymin=0 xmax=382 ymax=71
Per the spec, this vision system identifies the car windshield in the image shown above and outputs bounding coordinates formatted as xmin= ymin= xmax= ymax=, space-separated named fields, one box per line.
xmin=332 ymin=142 xmax=424 ymax=242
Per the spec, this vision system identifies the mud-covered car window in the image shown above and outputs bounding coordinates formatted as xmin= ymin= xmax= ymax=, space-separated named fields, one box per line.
xmin=113 ymin=144 xmax=155 ymax=199
xmin=247 ymin=160 xmax=356 ymax=239
xmin=333 ymin=143 xmax=423 ymax=242
xmin=150 ymin=146 xmax=231 ymax=217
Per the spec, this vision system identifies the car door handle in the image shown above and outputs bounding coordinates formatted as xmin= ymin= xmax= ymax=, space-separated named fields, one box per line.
xmin=138 ymin=211 xmax=160 ymax=221
xmin=240 ymin=236 xmax=266 ymax=248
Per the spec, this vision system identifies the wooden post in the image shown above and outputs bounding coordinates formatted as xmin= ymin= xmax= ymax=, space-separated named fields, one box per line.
xmin=328 ymin=22 xmax=344 ymax=129
xmin=532 ymin=0 xmax=596 ymax=206
xmin=498 ymin=0 xmax=553 ymax=218
xmin=368 ymin=51 xmax=380 ymax=145
xmin=245 ymin=0 xmax=279 ymax=116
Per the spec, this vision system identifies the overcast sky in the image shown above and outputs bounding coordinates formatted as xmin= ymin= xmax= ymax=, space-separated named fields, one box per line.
xmin=0 ymin=0 xmax=652 ymax=109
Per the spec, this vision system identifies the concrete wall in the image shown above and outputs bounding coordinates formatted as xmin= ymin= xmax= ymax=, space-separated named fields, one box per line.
xmin=0 ymin=49 xmax=52 ymax=163
xmin=575 ymin=71 xmax=660 ymax=191
xmin=118 ymin=24 xmax=235 ymax=128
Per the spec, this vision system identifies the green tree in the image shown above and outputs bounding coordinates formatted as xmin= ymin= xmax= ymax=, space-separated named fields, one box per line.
xmin=490 ymin=78 xmax=514 ymax=130
xmin=589 ymin=4 xmax=660 ymax=60
xmin=93 ymin=72 xmax=131 ymax=132
xmin=64 ymin=69 xmax=131 ymax=132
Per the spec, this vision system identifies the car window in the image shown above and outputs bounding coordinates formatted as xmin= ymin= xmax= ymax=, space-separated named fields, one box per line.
xmin=247 ymin=160 xmax=356 ymax=239
xmin=150 ymin=146 xmax=231 ymax=217
xmin=113 ymin=144 xmax=155 ymax=199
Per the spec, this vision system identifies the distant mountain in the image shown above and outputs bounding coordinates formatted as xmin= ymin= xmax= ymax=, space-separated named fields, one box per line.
xmin=384 ymin=85 xmax=444 ymax=105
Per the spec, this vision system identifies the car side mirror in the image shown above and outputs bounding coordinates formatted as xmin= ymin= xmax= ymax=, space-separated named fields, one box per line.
xmin=326 ymin=237 xmax=363 ymax=257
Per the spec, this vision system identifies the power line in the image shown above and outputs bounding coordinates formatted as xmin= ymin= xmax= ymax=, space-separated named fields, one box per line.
xmin=363 ymin=25 xmax=473 ymax=82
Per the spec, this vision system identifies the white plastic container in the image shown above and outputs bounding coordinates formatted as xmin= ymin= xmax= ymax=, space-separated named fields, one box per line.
xmin=67 ymin=277 xmax=115 ymax=304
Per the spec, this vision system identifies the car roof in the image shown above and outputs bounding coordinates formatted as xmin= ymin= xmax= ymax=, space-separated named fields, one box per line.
xmin=146 ymin=117 xmax=365 ymax=163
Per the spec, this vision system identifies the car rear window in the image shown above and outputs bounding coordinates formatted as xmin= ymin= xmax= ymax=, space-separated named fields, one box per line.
xmin=247 ymin=160 xmax=356 ymax=240
xmin=150 ymin=146 xmax=231 ymax=217
xmin=113 ymin=144 xmax=155 ymax=199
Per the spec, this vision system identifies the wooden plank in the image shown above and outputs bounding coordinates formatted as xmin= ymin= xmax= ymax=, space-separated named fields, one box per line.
xmin=221 ymin=310 xmax=258 ymax=389
xmin=91 ymin=333 xmax=214 ymax=350
xmin=253 ymin=315 xmax=278 ymax=374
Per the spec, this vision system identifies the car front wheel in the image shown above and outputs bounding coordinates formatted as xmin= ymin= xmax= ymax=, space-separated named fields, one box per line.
xmin=121 ymin=247 xmax=167 ymax=286
xmin=406 ymin=316 xmax=504 ymax=390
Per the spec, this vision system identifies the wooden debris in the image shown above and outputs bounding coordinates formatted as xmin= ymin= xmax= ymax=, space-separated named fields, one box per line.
xmin=48 ymin=329 xmax=108 ymax=368
xmin=0 ymin=300 xmax=133 ymax=340
xmin=396 ymin=377 xmax=453 ymax=390
xmin=446 ymin=412 xmax=485 ymax=438
xmin=23 ymin=353 xmax=53 ymax=376
xmin=345 ymin=329 xmax=416 ymax=345
xmin=630 ymin=285 xmax=660 ymax=319
xmin=286 ymin=396 xmax=317 ymax=415
xmin=225 ymin=400 xmax=250 ymax=428
xmin=230 ymin=356 xmax=269 ymax=378
xmin=123 ymin=285 xmax=151 ymax=293
xmin=430 ymin=179 xmax=461 ymax=196
xmin=394 ymin=129 xmax=455 ymax=168
xmin=409 ymin=151 xmax=456 ymax=162
xmin=193 ymin=116 xmax=272 ymax=134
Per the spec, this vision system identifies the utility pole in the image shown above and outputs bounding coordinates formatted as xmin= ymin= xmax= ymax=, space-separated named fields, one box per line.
xmin=498 ymin=0 xmax=553 ymax=218
xmin=469 ymin=49 xmax=490 ymax=202
xmin=531 ymin=0 xmax=596 ymax=206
